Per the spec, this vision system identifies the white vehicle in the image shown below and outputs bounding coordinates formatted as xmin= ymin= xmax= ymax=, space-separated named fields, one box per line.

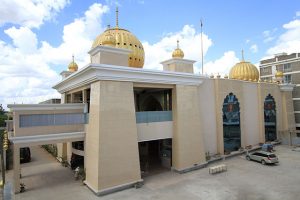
xmin=246 ymin=151 xmax=278 ymax=165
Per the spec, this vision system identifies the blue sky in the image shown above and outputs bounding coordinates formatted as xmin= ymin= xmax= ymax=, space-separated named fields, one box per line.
xmin=0 ymin=0 xmax=300 ymax=107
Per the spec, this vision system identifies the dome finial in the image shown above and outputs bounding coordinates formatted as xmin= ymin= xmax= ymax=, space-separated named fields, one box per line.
xmin=116 ymin=6 xmax=119 ymax=28
xmin=241 ymin=49 xmax=245 ymax=61
xmin=177 ymin=40 xmax=179 ymax=49
xmin=72 ymin=54 xmax=74 ymax=63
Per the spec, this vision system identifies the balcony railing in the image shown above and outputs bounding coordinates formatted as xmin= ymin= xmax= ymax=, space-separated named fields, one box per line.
xmin=136 ymin=111 xmax=172 ymax=124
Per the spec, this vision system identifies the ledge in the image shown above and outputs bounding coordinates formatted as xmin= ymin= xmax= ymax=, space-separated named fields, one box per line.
xmin=84 ymin=179 xmax=144 ymax=196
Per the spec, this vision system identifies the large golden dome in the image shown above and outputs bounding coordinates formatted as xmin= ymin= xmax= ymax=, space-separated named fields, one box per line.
xmin=92 ymin=8 xmax=144 ymax=68
xmin=229 ymin=52 xmax=259 ymax=82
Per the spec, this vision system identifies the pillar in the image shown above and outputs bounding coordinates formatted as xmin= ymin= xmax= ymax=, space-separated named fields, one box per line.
xmin=84 ymin=81 xmax=141 ymax=195
xmin=13 ymin=145 xmax=20 ymax=194
xmin=172 ymin=85 xmax=206 ymax=172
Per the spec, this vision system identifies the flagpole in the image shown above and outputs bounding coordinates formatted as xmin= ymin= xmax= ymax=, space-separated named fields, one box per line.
xmin=201 ymin=19 xmax=204 ymax=75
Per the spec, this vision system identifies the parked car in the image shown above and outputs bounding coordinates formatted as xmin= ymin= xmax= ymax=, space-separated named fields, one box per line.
xmin=245 ymin=151 xmax=278 ymax=165
xmin=20 ymin=147 xmax=31 ymax=163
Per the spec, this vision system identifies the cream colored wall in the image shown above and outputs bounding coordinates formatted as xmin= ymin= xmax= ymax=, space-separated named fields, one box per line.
xmin=85 ymin=80 xmax=141 ymax=193
xmin=13 ymin=109 xmax=84 ymax=137
xmin=91 ymin=51 xmax=129 ymax=66
xmin=163 ymin=63 xmax=194 ymax=73
xmin=198 ymin=79 xmax=218 ymax=155
xmin=243 ymin=82 xmax=260 ymax=146
xmin=85 ymin=81 xmax=101 ymax=190
xmin=213 ymin=79 xmax=245 ymax=154
xmin=137 ymin=121 xmax=173 ymax=142
xmin=258 ymin=83 xmax=283 ymax=142
xmin=172 ymin=85 xmax=206 ymax=171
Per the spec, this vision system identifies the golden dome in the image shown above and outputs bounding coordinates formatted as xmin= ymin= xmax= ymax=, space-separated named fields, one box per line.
xmin=68 ymin=55 xmax=78 ymax=72
xmin=172 ymin=40 xmax=184 ymax=58
xmin=229 ymin=51 xmax=259 ymax=82
xmin=101 ymin=26 xmax=116 ymax=47
xmin=275 ymin=70 xmax=284 ymax=78
xmin=92 ymin=7 xmax=144 ymax=68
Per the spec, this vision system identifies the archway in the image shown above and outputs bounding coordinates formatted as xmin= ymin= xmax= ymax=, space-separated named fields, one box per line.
xmin=264 ymin=94 xmax=277 ymax=141
xmin=141 ymin=95 xmax=163 ymax=111
xmin=222 ymin=93 xmax=241 ymax=153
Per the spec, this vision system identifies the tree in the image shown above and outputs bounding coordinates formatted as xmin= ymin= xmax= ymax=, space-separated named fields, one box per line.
xmin=0 ymin=104 xmax=6 ymax=127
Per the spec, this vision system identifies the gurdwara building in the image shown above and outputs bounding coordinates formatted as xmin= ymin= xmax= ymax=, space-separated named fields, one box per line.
xmin=7 ymin=10 xmax=295 ymax=195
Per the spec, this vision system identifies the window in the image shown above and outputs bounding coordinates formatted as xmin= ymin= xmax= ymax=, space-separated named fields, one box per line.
xmin=297 ymin=133 xmax=300 ymax=137
xmin=283 ymin=63 xmax=291 ymax=72
xmin=283 ymin=74 xmax=292 ymax=83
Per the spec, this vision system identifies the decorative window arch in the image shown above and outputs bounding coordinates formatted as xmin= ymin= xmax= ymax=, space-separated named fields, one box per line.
xmin=222 ymin=93 xmax=241 ymax=152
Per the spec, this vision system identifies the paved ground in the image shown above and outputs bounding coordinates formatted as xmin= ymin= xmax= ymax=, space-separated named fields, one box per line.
xmin=6 ymin=145 xmax=300 ymax=200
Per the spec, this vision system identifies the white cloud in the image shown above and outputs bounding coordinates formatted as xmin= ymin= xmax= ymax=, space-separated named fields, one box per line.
xmin=0 ymin=0 xmax=70 ymax=28
xmin=262 ymin=28 xmax=277 ymax=43
xmin=143 ymin=25 xmax=213 ymax=72
xmin=267 ymin=19 xmax=300 ymax=55
xmin=250 ymin=44 xmax=258 ymax=53
xmin=39 ymin=3 xmax=109 ymax=66
xmin=203 ymin=51 xmax=240 ymax=76
xmin=4 ymin=26 xmax=38 ymax=53
xmin=0 ymin=3 xmax=108 ymax=109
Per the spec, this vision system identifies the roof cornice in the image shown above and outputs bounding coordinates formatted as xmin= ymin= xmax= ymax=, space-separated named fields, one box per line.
xmin=53 ymin=64 xmax=204 ymax=93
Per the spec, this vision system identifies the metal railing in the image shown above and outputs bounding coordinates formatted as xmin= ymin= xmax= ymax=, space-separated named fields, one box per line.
xmin=136 ymin=111 xmax=172 ymax=123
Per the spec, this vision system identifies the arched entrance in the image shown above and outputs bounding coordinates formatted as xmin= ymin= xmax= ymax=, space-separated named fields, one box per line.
xmin=264 ymin=94 xmax=277 ymax=141
xmin=222 ymin=93 xmax=241 ymax=153
xmin=141 ymin=95 xmax=163 ymax=111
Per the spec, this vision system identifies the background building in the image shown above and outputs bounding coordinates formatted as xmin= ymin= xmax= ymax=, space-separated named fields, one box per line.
xmin=260 ymin=53 xmax=300 ymax=143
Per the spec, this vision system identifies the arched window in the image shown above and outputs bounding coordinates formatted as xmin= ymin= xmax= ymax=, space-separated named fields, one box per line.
xmin=222 ymin=93 xmax=241 ymax=153
xmin=264 ymin=94 xmax=276 ymax=141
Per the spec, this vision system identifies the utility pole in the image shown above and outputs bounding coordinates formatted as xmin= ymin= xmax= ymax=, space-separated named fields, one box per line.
xmin=200 ymin=19 xmax=204 ymax=75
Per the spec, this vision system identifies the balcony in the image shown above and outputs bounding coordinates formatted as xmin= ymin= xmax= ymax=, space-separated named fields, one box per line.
xmin=7 ymin=103 xmax=86 ymax=146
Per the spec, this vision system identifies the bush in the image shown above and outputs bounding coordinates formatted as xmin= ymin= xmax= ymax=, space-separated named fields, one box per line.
xmin=42 ymin=144 xmax=58 ymax=157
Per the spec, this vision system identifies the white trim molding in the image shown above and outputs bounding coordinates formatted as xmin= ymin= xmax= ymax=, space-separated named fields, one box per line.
xmin=53 ymin=64 xmax=205 ymax=93
xmin=88 ymin=45 xmax=131 ymax=56
xmin=279 ymin=83 xmax=295 ymax=92
xmin=9 ymin=132 xmax=85 ymax=148
xmin=7 ymin=103 xmax=86 ymax=111
xmin=160 ymin=58 xmax=196 ymax=65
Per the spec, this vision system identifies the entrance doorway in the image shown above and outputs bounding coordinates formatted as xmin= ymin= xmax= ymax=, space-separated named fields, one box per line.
xmin=138 ymin=139 xmax=172 ymax=176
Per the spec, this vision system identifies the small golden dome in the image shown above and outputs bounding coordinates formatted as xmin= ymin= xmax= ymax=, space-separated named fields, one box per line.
xmin=172 ymin=40 xmax=184 ymax=58
xmin=92 ymin=7 xmax=144 ymax=68
xmin=275 ymin=70 xmax=284 ymax=78
xmin=68 ymin=55 xmax=78 ymax=72
xmin=229 ymin=50 xmax=259 ymax=82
